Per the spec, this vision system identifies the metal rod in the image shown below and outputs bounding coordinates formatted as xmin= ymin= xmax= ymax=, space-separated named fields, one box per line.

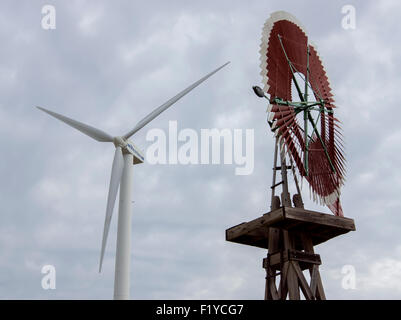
xmin=304 ymin=44 xmax=309 ymax=102
xmin=290 ymin=60 xmax=324 ymax=102
xmin=279 ymin=140 xmax=291 ymax=206
xmin=277 ymin=35 xmax=304 ymax=101
xmin=289 ymin=155 xmax=302 ymax=197
xmin=275 ymin=166 xmax=292 ymax=170
xmin=307 ymin=111 xmax=336 ymax=173
xmin=271 ymin=181 xmax=284 ymax=189
xmin=273 ymin=99 xmax=327 ymax=109
xmin=304 ymin=109 xmax=309 ymax=176
xmin=270 ymin=137 xmax=279 ymax=210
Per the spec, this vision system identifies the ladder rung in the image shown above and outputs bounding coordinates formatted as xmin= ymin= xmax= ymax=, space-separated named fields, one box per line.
xmin=265 ymin=271 xmax=282 ymax=279
xmin=271 ymin=181 xmax=284 ymax=189
xmin=274 ymin=166 xmax=292 ymax=170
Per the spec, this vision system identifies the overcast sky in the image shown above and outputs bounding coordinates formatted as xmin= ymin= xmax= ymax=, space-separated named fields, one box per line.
xmin=1 ymin=0 xmax=400 ymax=299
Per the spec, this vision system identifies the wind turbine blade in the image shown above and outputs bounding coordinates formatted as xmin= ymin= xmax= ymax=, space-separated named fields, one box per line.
xmin=123 ymin=61 xmax=230 ymax=139
xmin=99 ymin=146 xmax=125 ymax=272
xmin=37 ymin=106 xmax=114 ymax=142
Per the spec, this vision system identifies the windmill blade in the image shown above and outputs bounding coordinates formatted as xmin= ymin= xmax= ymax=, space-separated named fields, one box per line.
xmin=37 ymin=106 xmax=114 ymax=142
xmin=123 ymin=61 xmax=230 ymax=139
xmin=99 ymin=146 xmax=124 ymax=272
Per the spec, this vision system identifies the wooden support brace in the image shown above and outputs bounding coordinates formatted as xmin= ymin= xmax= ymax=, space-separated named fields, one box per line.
xmin=315 ymin=271 xmax=326 ymax=300
xmin=291 ymin=261 xmax=314 ymax=300
xmin=278 ymin=261 xmax=289 ymax=300
xmin=310 ymin=264 xmax=319 ymax=297
xmin=286 ymin=262 xmax=300 ymax=300
xmin=269 ymin=278 xmax=280 ymax=300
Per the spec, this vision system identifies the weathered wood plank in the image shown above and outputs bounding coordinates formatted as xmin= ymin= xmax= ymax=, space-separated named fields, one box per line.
xmin=310 ymin=265 xmax=319 ymax=296
xmin=301 ymin=233 xmax=315 ymax=253
xmin=292 ymin=261 xmax=314 ymax=300
xmin=284 ymin=207 xmax=355 ymax=231
xmin=282 ymin=230 xmax=291 ymax=250
xmin=278 ymin=261 xmax=289 ymax=300
xmin=267 ymin=251 xmax=286 ymax=267
xmin=264 ymin=270 xmax=270 ymax=300
xmin=226 ymin=206 xmax=355 ymax=249
xmin=226 ymin=207 xmax=285 ymax=241
xmin=286 ymin=263 xmax=300 ymax=300
xmin=264 ymin=254 xmax=280 ymax=300
xmin=316 ymin=271 xmax=326 ymax=300
xmin=268 ymin=227 xmax=280 ymax=253
xmin=267 ymin=249 xmax=321 ymax=269
xmin=288 ymin=249 xmax=321 ymax=265
xmin=269 ymin=279 xmax=279 ymax=300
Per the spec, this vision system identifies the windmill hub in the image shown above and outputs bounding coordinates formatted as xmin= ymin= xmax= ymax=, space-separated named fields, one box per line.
xmin=113 ymin=136 xmax=127 ymax=148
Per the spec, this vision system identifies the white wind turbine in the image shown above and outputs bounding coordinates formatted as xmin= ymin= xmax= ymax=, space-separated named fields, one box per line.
xmin=37 ymin=62 xmax=230 ymax=299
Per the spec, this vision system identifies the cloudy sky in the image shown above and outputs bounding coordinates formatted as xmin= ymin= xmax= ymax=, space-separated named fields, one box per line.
xmin=1 ymin=0 xmax=400 ymax=299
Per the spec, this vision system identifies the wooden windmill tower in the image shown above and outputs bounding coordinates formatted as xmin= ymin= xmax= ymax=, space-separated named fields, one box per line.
xmin=226 ymin=11 xmax=355 ymax=300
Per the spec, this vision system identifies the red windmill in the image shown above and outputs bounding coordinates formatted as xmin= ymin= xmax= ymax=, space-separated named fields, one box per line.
xmin=254 ymin=10 xmax=345 ymax=216
xmin=226 ymin=11 xmax=355 ymax=300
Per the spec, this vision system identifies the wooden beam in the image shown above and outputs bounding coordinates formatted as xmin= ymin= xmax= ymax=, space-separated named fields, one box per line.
xmin=278 ymin=261 xmax=289 ymax=300
xmin=269 ymin=279 xmax=280 ymax=300
xmin=265 ymin=251 xmax=287 ymax=267
xmin=268 ymin=227 xmax=280 ymax=253
xmin=301 ymin=233 xmax=315 ymax=253
xmin=315 ymin=271 xmax=326 ymax=300
xmin=266 ymin=249 xmax=321 ymax=269
xmin=226 ymin=207 xmax=284 ymax=241
xmin=282 ymin=230 xmax=291 ymax=249
xmin=286 ymin=262 xmax=300 ymax=300
xmin=288 ymin=249 xmax=321 ymax=265
xmin=310 ymin=265 xmax=319 ymax=296
xmin=226 ymin=206 xmax=355 ymax=249
xmin=284 ymin=207 xmax=355 ymax=231
xmin=292 ymin=261 xmax=314 ymax=300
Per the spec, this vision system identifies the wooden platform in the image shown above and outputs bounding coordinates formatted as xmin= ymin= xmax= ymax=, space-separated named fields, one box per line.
xmin=226 ymin=206 xmax=356 ymax=250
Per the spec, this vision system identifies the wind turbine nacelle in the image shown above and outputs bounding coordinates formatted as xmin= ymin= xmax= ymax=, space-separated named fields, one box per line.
xmin=123 ymin=140 xmax=144 ymax=165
